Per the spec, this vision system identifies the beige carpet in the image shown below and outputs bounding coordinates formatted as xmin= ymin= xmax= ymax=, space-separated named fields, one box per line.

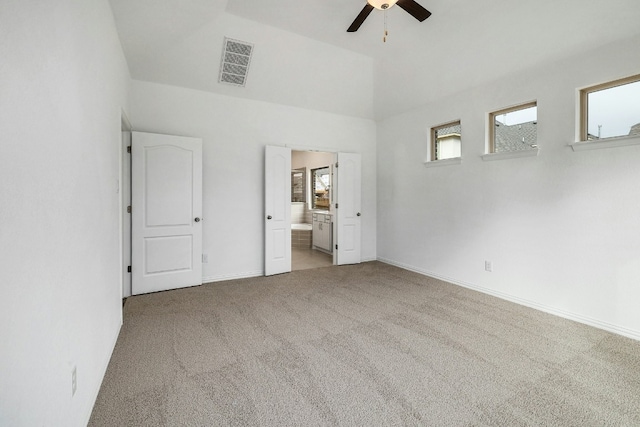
xmin=90 ymin=262 xmax=640 ymax=426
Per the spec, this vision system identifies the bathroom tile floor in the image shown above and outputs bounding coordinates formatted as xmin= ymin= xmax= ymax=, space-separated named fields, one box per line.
xmin=291 ymin=247 xmax=333 ymax=271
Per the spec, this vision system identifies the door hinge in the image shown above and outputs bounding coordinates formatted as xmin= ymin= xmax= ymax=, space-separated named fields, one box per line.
xmin=127 ymin=206 xmax=131 ymax=213
xmin=335 ymin=244 xmax=338 ymax=250
xmin=127 ymin=146 xmax=131 ymax=153
xmin=335 ymin=203 xmax=338 ymax=209
xmin=127 ymin=266 xmax=131 ymax=273
xmin=335 ymin=162 xmax=338 ymax=168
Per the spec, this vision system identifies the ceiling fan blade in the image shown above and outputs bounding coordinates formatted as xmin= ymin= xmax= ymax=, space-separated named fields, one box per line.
xmin=347 ymin=4 xmax=374 ymax=32
xmin=396 ymin=0 xmax=431 ymax=22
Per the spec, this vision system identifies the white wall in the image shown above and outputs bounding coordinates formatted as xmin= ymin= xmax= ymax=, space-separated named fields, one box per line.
xmin=0 ymin=1 xmax=130 ymax=425
xmin=292 ymin=150 xmax=334 ymax=171
xmin=130 ymin=80 xmax=377 ymax=282
xmin=113 ymin=7 xmax=375 ymax=119
xmin=377 ymin=33 xmax=640 ymax=340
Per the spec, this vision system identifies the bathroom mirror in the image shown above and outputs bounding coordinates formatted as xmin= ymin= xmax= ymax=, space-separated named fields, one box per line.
xmin=291 ymin=168 xmax=306 ymax=202
xmin=311 ymin=166 xmax=330 ymax=210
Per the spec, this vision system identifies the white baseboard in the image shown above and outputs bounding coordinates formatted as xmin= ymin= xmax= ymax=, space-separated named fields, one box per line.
xmin=202 ymin=270 xmax=263 ymax=284
xmin=377 ymin=257 xmax=640 ymax=342
xmin=84 ymin=318 xmax=122 ymax=426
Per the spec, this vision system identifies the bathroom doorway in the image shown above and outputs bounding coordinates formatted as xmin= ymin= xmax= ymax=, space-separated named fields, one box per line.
xmin=291 ymin=150 xmax=334 ymax=271
xmin=265 ymin=146 xmax=362 ymax=275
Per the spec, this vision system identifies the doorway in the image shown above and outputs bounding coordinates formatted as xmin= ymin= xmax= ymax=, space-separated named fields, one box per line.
xmin=264 ymin=145 xmax=362 ymax=276
xmin=122 ymin=130 xmax=204 ymax=297
xmin=291 ymin=150 xmax=334 ymax=271
xmin=130 ymin=132 xmax=203 ymax=295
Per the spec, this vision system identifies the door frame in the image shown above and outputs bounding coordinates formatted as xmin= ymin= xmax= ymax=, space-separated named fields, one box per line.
xmin=120 ymin=111 xmax=132 ymax=299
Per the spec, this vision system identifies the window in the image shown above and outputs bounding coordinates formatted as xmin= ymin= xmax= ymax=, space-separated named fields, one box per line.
xmin=291 ymin=168 xmax=306 ymax=202
xmin=431 ymin=121 xmax=461 ymax=161
xmin=580 ymin=74 xmax=640 ymax=142
xmin=489 ymin=102 xmax=537 ymax=153
xmin=311 ymin=166 xmax=330 ymax=210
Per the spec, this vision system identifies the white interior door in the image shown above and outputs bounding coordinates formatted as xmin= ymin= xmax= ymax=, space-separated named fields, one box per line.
xmin=335 ymin=152 xmax=362 ymax=265
xmin=131 ymin=132 xmax=203 ymax=295
xmin=265 ymin=145 xmax=291 ymax=276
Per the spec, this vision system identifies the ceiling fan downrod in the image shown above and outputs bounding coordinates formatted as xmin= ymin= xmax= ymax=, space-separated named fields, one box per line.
xmin=383 ymin=9 xmax=388 ymax=42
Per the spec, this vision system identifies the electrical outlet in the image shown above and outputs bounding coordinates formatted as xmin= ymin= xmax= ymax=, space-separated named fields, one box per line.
xmin=71 ymin=366 xmax=77 ymax=396
xmin=485 ymin=261 xmax=492 ymax=272
xmin=202 ymin=254 xmax=208 ymax=263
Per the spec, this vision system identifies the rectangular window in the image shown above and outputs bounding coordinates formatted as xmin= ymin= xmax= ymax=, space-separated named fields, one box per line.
xmin=431 ymin=121 xmax=461 ymax=161
xmin=580 ymin=74 xmax=640 ymax=141
xmin=489 ymin=102 xmax=537 ymax=153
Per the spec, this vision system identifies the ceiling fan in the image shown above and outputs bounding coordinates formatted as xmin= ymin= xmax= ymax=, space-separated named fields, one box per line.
xmin=347 ymin=0 xmax=431 ymax=32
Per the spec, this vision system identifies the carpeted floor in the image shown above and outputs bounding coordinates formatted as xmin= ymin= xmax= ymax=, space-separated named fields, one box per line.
xmin=89 ymin=262 xmax=640 ymax=426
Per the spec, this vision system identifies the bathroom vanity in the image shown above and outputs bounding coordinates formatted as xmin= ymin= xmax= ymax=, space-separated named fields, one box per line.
xmin=312 ymin=212 xmax=332 ymax=253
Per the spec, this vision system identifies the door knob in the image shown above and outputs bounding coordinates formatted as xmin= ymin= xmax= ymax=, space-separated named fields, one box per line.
xmin=267 ymin=215 xmax=272 ymax=220
xmin=194 ymin=217 xmax=201 ymax=222
xmin=357 ymin=212 xmax=361 ymax=217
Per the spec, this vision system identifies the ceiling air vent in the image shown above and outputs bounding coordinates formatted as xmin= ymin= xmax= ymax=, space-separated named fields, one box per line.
xmin=218 ymin=37 xmax=254 ymax=87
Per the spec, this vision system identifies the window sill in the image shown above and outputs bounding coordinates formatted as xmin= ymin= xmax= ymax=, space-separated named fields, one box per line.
xmin=424 ymin=157 xmax=462 ymax=168
xmin=570 ymin=135 xmax=640 ymax=151
xmin=481 ymin=148 xmax=539 ymax=161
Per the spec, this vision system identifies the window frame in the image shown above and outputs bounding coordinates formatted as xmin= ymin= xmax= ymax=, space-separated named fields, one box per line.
xmin=430 ymin=120 xmax=462 ymax=162
xmin=488 ymin=101 xmax=537 ymax=154
xmin=579 ymin=73 xmax=640 ymax=142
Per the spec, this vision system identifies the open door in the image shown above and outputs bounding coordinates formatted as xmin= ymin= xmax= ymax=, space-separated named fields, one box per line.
xmin=131 ymin=132 xmax=203 ymax=295
xmin=265 ymin=145 xmax=292 ymax=276
xmin=335 ymin=152 xmax=362 ymax=265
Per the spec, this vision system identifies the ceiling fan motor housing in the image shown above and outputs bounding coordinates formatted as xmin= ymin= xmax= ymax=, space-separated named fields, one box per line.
xmin=368 ymin=0 xmax=399 ymax=10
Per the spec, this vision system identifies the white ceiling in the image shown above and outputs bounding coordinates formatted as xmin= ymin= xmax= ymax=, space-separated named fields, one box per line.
xmin=109 ymin=0 xmax=640 ymax=119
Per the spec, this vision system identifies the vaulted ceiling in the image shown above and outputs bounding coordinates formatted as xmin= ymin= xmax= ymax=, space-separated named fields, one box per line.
xmin=109 ymin=0 xmax=640 ymax=119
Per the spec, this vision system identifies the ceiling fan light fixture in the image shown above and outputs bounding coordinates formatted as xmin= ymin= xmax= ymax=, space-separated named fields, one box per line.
xmin=347 ymin=0 xmax=430 ymax=33
xmin=367 ymin=0 xmax=398 ymax=11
